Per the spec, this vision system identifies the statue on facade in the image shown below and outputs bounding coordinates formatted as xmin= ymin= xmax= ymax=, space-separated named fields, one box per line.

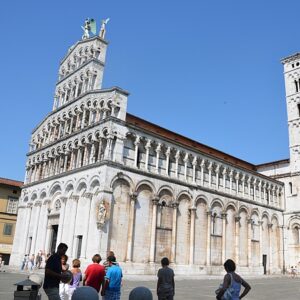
xmin=97 ymin=200 xmax=107 ymax=227
xmin=81 ymin=18 xmax=96 ymax=40
xmin=81 ymin=18 xmax=91 ymax=39
xmin=99 ymin=18 xmax=110 ymax=39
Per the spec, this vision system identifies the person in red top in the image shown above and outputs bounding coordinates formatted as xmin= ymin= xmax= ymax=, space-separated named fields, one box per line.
xmin=83 ymin=254 xmax=105 ymax=293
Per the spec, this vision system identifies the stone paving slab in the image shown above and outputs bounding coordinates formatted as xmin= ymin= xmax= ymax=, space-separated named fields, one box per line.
xmin=1 ymin=270 xmax=300 ymax=299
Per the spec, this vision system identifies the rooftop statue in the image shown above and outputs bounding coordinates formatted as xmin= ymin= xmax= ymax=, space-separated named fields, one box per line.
xmin=99 ymin=18 xmax=110 ymax=39
xmin=81 ymin=18 xmax=96 ymax=40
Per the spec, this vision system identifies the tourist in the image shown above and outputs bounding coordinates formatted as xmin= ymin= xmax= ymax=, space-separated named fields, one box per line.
xmin=103 ymin=250 xmax=118 ymax=271
xmin=21 ymin=254 xmax=27 ymax=270
xmin=291 ymin=265 xmax=297 ymax=278
xmin=216 ymin=259 xmax=251 ymax=300
xmin=157 ymin=257 xmax=175 ymax=300
xmin=129 ymin=286 xmax=153 ymax=300
xmin=28 ymin=254 xmax=35 ymax=270
xmin=83 ymin=254 xmax=105 ymax=294
xmin=68 ymin=258 xmax=82 ymax=298
xmin=35 ymin=250 xmax=43 ymax=269
xmin=102 ymin=255 xmax=123 ymax=300
xmin=43 ymin=242 xmax=69 ymax=300
xmin=59 ymin=254 xmax=70 ymax=300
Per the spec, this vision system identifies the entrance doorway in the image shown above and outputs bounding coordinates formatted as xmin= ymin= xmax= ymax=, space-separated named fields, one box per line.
xmin=262 ymin=254 xmax=267 ymax=275
xmin=50 ymin=225 xmax=58 ymax=254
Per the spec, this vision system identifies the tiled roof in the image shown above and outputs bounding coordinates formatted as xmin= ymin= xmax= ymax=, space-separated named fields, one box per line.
xmin=0 ymin=177 xmax=23 ymax=188
xmin=126 ymin=113 xmax=257 ymax=172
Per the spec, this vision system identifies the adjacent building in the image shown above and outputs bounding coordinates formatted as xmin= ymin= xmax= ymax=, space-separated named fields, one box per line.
xmin=0 ymin=177 xmax=22 ymax=265
xmin=9 ymin=22 xmax=300 ymax=274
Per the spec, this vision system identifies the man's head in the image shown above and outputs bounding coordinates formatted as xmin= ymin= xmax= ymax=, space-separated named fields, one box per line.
xmin=57 ymin=243 xmax=68 ymax=256
xmin=92 ymin=254 xmax=101 ymax=263
xmin=161 ymin=257 xmax=169 ymax=267
xmin=107 ymin=255 xmax=116 ymax=265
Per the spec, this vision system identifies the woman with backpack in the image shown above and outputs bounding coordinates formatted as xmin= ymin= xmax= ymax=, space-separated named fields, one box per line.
xmin=216 ymin=259 xmax=251 ymax=300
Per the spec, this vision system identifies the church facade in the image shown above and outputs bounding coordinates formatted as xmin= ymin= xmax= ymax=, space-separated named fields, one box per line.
xmin=10 ymin=25 xmax=299 ymax=275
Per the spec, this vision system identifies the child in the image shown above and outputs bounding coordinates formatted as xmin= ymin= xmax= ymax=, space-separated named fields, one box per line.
xmin=59 ymin=254 xmax=70 ymax=300
xmin=68 ymin=259 xmax=82 ymax=298
xmin=157 ymin=257 xmax=175 ymax=300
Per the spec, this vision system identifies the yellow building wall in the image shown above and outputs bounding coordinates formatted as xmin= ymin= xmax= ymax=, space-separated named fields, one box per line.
xmin=0 ymin=184 xmax=21 ymax=262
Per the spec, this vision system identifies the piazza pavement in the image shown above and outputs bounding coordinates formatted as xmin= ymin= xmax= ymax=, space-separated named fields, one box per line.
xmin=0 ymin=267 xmax=300 ymax=300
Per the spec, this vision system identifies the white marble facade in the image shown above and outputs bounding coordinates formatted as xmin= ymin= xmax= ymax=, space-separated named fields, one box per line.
xmin=10 ymin=33 xmax=291 ymax=275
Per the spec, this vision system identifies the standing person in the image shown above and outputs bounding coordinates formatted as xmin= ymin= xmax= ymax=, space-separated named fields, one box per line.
xmin=157 ymin=257 xmax=175 ymax=300
xmin=21 ymin=254 xmax=27 ymax=270
xmin=216 ymin=259 xmax=251 ymax=300
xmin=83 ymin=254 xmax=105 ymax=294
xmin=102 ymin=255 xmax=123 ymax=300
xmin=29 ymin=254 xmax=35 ymax=270
xmin=103 ymin=250 xmax=118 ymax=271
xmin=0 ymin=254 xmax=3 ymax=271
xmin=68 ymin=259 xmax=82 ymax=298
xmin=59 ymin=254 xmax=70 ymax=300
xmin=43 ymin=243 xmax=69 ymax=300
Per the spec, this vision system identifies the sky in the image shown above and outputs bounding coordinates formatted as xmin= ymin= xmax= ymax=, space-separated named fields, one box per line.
xmin=0 ymin=0 xmax=298 ymax=181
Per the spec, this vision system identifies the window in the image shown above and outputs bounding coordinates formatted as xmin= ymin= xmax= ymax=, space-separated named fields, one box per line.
xmin=76 ymin=235 xmax=83 ymax=258
xmin=289 ymin=182 xmax=293 ymax=195
xmin=7 ymin=197 xmax=18 ymax=214
xmin=298 ymin=104 xmax=300 ymax=117
xmin=295 ymin=80 xmax=299 ymax=93
xmin=3 ymin=223 xmax=13 ymax=235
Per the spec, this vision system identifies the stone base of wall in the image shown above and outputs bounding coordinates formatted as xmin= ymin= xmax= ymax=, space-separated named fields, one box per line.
xmin=119 ymin=262 xmax=269 ymax=276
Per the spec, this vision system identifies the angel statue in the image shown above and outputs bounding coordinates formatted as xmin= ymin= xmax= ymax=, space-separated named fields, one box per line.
xmin=81 ymin=18 xmax=91 ymax=40
xmin=99 ymin=18 xmax=110 ymax=39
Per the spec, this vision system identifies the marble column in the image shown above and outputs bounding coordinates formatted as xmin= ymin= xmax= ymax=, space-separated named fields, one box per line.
xmin=235 ymin=216 xmax=241 ymax=265
xmin=268 ymin=223 xmax=273 ymax=272
xmin=229 ymin=170 xmax=233 ymax=194
xmin=70 ymin=196 xmax=79 ymax=258
xmin=165 ymin=147 xmax=171 ymax=176
xmin=208 ymin=162 xmax=212 ymax=188
xmin=171 ymin=202 xmax=178 ymax=263
xmin=155 ymin=143 xmax=161 ymax=174
xmin=126 ymin=193 xmax=137 ymax=262
xmin=184 ymin=153 xmax=189 ymax=181
xmin=81 ymin=193 xmax=93 ymax=258
xmin=30 ymin=201 xmax=42 ymax=254
xmin=222 ymin=213 xmax=227 ymax=262
xmin=56 ymin=197 xmax=67 ymax=247
xmin=175 ymin=150 xmax=180 ymax=178
xmin=189 ymin=207 xmax=196 ymax=265
xmin=201 ymin=160 xmax=205 ymax=186
xmin=222 ymin=168 xmax=227 ymax=191
xmin=24 ymin=203 xmax=33 ymax=255
xmin=144 ymin=140 xmax=151 ymax=171
xmin=192 ymin=157 xmax=197 ymax=183
xmin=206 ymin=211 xmax=212 ymax=266
xmin=39 ymin=200 xmax=50 ymax=253
xmin=247 ymin=218 xmax=252 ymax=267
xmin=258 ymin=221 xmax=263 ymax=267
xmin=149 ymin=197 xmax=159 ymax=263
xmin=215 ymin=165 xmax=220 ymax=189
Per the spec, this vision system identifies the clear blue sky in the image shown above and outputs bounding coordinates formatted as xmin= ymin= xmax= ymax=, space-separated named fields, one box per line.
xmin=0 ymin=0 xmax=298 ymax=181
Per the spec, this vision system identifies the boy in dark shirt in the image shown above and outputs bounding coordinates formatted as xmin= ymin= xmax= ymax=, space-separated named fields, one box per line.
xmin=43 ymin=243 xmax=68 ymax=300
xmin=157 ymin=257 xmax=175 ymax=300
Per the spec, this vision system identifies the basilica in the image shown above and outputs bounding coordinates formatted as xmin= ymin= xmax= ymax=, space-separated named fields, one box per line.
xmin=10 ymin=21 xmax=300 ymax=275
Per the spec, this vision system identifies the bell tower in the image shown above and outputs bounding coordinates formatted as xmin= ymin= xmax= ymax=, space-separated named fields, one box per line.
xmin=282 ymin=53 xmax=300 ymax=172
xmin=52 ymin=19 xmax=109 ymax=110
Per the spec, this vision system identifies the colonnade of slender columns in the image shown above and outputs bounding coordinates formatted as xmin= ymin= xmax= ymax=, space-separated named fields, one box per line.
xmin=131 ymin=136 xmax=282 ymax=208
